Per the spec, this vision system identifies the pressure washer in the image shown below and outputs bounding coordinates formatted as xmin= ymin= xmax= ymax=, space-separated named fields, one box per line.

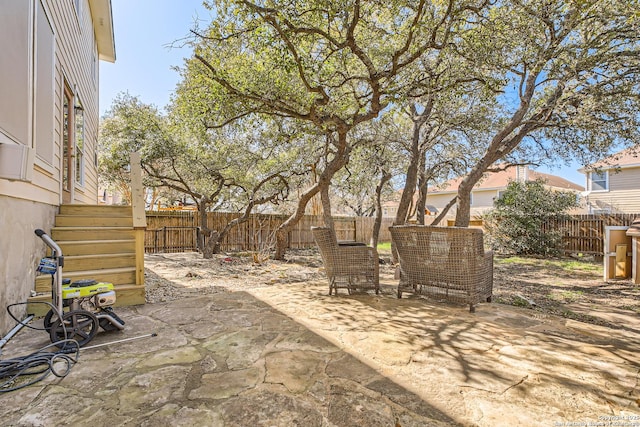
xmin=34 ymin=229 xmax=125 ymax=347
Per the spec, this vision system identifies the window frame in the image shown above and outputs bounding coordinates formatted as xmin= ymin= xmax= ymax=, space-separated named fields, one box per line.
xmin=74 ymin=95 xmax=85 ymax=187
xmin=589 ymin=170 xmax=609 ymax=192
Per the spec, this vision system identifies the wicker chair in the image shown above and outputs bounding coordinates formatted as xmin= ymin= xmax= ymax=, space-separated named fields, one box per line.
xmin=311 ymin=226 xmax=379 ymax=295
xmin=389 ymin=225 xmax=493 ymax=312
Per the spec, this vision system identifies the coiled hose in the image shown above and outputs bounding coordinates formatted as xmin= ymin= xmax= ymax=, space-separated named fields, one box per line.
xmin=1 ymin=302 xmax=80 ymax=393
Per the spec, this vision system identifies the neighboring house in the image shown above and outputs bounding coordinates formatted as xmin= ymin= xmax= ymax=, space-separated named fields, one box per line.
xmin=383 ymin=166 xmax=584 ymax=220
xmin=579 ymin=147 xmax=640 ymax=214
xmin=0 ymin=0 xmax=115 ymax=335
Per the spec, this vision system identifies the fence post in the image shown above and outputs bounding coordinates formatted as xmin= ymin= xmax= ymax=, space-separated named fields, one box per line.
xmin=130 ymin=152 xmax=146 ymax=287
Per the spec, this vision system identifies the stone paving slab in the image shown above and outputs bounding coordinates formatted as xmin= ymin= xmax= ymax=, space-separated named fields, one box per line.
xmin=0 ymin=293 xmax=458 ymax=427
xmin=3 ymin=279 xmax=640 ymax=427
xmin=248 ymin=282 xmax=640 ymax=426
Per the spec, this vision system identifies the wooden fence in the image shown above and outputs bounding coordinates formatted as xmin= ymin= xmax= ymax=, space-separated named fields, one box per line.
xmin=145 ymin=211 xmax=640 ymax=256
xmin=541 ymin=213 xmax=640 ymax=256
xmin=145 ymin=211 xmax=394 ymax=253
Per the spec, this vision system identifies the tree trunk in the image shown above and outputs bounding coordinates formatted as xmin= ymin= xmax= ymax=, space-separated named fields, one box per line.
xmin=395 ymin=131 xmax=420 ymax=226
xmin=395 ymin=103 xmax=431 ymax=228
xmin=455 ymin=183 xmax=472 ymax=227
xmin=274 ymin=131 xmax=350 ymax=260
xmin=371 ymin=170 xmax=392 ymax=248
xmin=392 ymin=111 xmax=425 ymax=262
xmin=202 ymin=231 xmax=218 ymax=258
xmin=415 ymin=153 xmax=427 ymax=225
xmin=197 ymin=198 xmax=215 ymax=258
xmin=320 ymin=185 xmax=334 ymax=230
xmin=430 ymin=196 xmax=458 ymax=226
xmin=454 ymin=167 xmax=486 ymax=227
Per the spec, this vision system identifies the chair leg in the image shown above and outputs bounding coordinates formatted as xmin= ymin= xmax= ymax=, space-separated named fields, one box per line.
xmin=397 ymin=288 xmax=402 ymax=299
xmin=469 ymin=303 xmax=475 ymax=313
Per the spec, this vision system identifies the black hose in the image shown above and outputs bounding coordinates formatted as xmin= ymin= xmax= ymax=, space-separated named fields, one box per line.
xmin=1 ymin=302 xmax=79 ymax=392
xmin=0 ymin=339 xmax=80 ymax=392
xmin=6 ymin=301 xmax=59 ymax=332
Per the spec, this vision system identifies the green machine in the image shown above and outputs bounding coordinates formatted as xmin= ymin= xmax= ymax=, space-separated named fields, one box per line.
xmin=35 ymin=229 xmax=125 ymax=347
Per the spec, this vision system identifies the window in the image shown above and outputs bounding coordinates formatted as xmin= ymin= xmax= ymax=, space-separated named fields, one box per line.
xmin=63 ymin=85 xmax=73 ymax=197
xmin=590 ymin=171 xmax=608 ymax=192
xmin=74 ymin=97 xmax=85 ymax=186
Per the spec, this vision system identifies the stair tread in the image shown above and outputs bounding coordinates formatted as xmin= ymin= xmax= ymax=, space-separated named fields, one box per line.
xmin=31 ymin=283 xmax=143 ymax=295
xmin=35 ymin=267 xmax=136 ymax=279
xmin=65 ymin=253 xmax=135 ymax=259
xmin=56 ymin=214 xmax=133 ymax=217
xmin=58 ymin=239 xmax=136 ymax=244
xmin=53 ymin=226 xmax=133 ymax=230
xmin=38 ymin=267 xmax=137 ymax=277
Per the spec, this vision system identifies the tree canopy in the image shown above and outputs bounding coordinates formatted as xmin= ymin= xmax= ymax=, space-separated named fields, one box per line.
xmin=100 ymin=0 xmax=640 ymax=260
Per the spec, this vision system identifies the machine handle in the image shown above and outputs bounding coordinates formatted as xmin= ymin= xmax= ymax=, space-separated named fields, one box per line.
xmin=34 ymin=229 xmax=63 ymax=257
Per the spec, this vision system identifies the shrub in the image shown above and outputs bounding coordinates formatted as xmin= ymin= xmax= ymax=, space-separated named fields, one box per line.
xmin=482 ymin=178 xmax=579 ymax=255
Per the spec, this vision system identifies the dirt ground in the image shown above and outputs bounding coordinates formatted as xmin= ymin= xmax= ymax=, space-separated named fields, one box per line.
xmin=145 ymin=248 xmax=640 ymax=331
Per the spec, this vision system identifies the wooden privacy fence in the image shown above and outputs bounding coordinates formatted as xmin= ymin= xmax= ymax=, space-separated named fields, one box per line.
xmin=541 ymin=213 xmax=640 ymax=256
xmin=145 ymin=211 xmax=640 ymax=255
xmin=145 ymin=211 xmax=394 ymax=253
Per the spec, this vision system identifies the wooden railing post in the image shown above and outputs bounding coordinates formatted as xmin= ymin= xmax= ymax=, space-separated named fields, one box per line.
xmin=130 ymin=152 xmax=147 ymax=287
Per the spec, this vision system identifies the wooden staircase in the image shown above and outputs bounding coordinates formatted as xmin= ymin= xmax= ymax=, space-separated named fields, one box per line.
xmin=29 ymin=204 xmax=145 ymax=316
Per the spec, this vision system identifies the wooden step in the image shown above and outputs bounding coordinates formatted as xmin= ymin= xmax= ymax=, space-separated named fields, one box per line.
xmin=61 ymin=253 xmax=137 ymax=272
xmin=33 ymin=203 xmax=146 ymax=313
xmin=59 ymin=204 xmax=132 ymax=217
xmin=35 ymin=267 xmax=137 ymax=292
xmin=58 ymin=239 xmax=136 ymax=256
xmin=51 ymin=227 xmax=135 ymax=241
xmin=55 ymin=215 xmax=134 ymax=227
xmin=27 ymin=284 xmax=145 ymax=317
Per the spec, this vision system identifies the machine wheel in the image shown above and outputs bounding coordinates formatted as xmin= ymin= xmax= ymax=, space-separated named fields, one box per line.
xmin=43 ymin=309 xmax=58 ymax=331
xmin=49 ymin=310 xmax=99 ymax=348
xmin=43 ymin=307 xmax=69 ymax=331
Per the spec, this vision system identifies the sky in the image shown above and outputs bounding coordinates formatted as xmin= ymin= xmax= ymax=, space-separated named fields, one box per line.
xmin=99 ymin=0 xmax=587 ymax=187
xmin=99 ymin=0 xmax=210 ymax=116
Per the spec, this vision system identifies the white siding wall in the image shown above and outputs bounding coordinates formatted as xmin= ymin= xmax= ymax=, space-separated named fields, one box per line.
xmin=425 ymin=192 xmax=457 ymax=218
xmin=587 ymin=167 xmax=640 ymax=213
xmin=426 ymin=189 xmax=499 ymax=219
xmin=0 ymin=0 xmax=100 ymax=205
xmin=0 ymin=0 xmax=104 ymax=334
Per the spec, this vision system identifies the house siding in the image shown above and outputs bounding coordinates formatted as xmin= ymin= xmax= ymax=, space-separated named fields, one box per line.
xmin=425 ymin=189 xmax=499 ymax=220
xmin=586 ymin=166 xmax=640 ymax=213
xmin=472 ymin=189 xmax=498 ymax=212
xmin=0 ymin=0 xmax=107 ymax=334
xmin=609 ymin=166 xmax=640 ymax=192
xmin=47 ymin=0 xmax=100 ymax=204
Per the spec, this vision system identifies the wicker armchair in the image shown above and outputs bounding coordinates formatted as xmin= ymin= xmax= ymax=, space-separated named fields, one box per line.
xmin=390 ymin=225 xmax=493 ymax=312
xmin=311 ymin=226 xmax=379 ymax=295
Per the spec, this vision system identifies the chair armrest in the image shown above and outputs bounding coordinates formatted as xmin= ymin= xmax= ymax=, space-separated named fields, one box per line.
xmin=338 ymin=241 xmax=367 ymax=247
